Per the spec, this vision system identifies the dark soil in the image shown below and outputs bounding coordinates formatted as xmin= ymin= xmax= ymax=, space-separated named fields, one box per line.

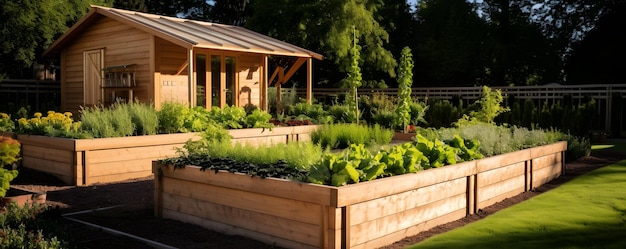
xmin=10 ymin=147 xmax=625 ymax=249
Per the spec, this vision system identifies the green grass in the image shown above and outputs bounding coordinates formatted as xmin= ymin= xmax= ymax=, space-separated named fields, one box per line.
xmin=408 ymin=160 xmax=626 ymax=249
xmin=592 ymin=139 xmax=626 ymax=153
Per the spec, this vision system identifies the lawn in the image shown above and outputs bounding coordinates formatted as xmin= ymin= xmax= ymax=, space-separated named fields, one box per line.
xmin=408 ymin=146 xmax=626 ymax=249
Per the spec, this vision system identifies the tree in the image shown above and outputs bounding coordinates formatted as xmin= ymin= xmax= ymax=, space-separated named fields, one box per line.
xmin=0 ymin=0 xmax=113 ymax=79
xmin=247 ymin=0 xmax=397 ymax=86
xmin=564 ymin=1 xmax=626 ymax=84
xmin=208 ymin=0 xmax=251 ymax=26
xmin=113 ymin=0 xmax=147 ymax=12
xmin=414 ymin=0 xmax=489 ymax=86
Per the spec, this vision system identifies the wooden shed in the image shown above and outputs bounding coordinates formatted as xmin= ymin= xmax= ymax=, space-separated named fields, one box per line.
xmin=43 ymin=5 xmax=323 ymax=114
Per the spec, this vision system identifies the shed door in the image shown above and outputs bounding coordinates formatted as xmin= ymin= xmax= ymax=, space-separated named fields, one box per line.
xmin=83 ymin=49 xmax=104 ymax=105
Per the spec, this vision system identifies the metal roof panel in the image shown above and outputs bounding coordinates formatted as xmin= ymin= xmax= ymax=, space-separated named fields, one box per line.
xmin=57 ymin=5 xmax=324 ymax=60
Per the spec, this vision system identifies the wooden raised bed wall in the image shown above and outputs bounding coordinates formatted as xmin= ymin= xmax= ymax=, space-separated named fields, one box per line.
xmin=18 ymin=125 xmax=318 ymax=185
xmin=154 ymin=141 xmax=567 ymax=249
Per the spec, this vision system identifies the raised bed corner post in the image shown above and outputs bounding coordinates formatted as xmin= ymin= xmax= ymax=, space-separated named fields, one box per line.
xmin=466 ymin=174 xmax=477 ymax=215
xmin=342 ymin=205 xmax=351 ymax=249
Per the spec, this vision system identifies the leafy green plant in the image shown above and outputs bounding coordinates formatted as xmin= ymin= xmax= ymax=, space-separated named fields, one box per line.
xmin=182 ymin=107 xmax=210 ymax=132
xmin=244 ymin=108 xmax=273 ymax=129
xmin=208 ymin=105 xmax=247 ymax=129
xmin=290 ymin=102 xmax=328 ymax=123
xmin=0 ymin=137 xmax=20 ymax=168
xmin=395 ymin=47 xmax=414 ymax=132
xmin=157 ymin=102 xmax=188 ymax=134
xmin=0 ymin=113 xmax=14 ymax=133
xmin=409 ymin=101 xmax=429 ymax=126
xmin=456 ymin=86 xmax=509 ymax=125
xmin=0 ymin=168 xmax=18 ymax=198
xmin=327 ymin=104 xmax=359 ymax=124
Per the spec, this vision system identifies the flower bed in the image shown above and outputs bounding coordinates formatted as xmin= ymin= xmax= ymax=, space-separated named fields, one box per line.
xmin=17 ymin=125 xmax=319 ymax=185
xmin=153 ymin=141 xmax=566 ymax=249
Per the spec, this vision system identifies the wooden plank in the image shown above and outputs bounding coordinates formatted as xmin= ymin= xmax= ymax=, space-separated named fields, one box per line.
xmin=161 ymin=209 xmax=318 ymax=249
xmin=477 ymin=175 xmax=526 ymax=203
xmin=476 ymin=162 xmax=525 ymax=187
xmin=162 ymin=176 xmax=322 ymax=224
xmin=21 ymin=144 xmax=74 ymax=164
xmin=87 ymin=144 xmax=181 ymax=164
xmin=532 ymin=153 xmax=560 ymax=170
xmin=161 ymin=193 xmax=320 ymax=247
xmin=349 ymin=209 xmax=467 ymax=249
xmin=348 ymin=177 xmax=467 ymax=225
xmin=87 ymin=159 xmax=154 ymax=176
xmin=530 ymin=141 xmax=567 ymax=158
xmin=477 ymin=186 xmax=526 ymax=210
xmin=17 ymin=135 xmax=76 ymax=150
xmin=158 ymin=164 xmax=334 ymax=205
xmin=532 ymin=163 xmax=561 ymax=187
xmin=22 ymin=157 xmax=73 ymax=176
xmin=87 ymin=171 xmax=153 ymax=185
xmin=476 ymin=149 xmax=530 ymax=172
xmin=73 ymin=133 xmax=199 ymax=150
xmin=349 ymin=193 xmax=466 ymax=246
xmin=335 ymin=161 xmax=475 ymax=207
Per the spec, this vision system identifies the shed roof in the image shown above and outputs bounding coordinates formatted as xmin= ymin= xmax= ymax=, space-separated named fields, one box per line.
xmin=44 ymin=5 xmax=323 ymax=60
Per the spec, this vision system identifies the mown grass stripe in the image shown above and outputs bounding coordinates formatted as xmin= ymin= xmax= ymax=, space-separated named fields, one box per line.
xmin=409 ymin=160 xmax=626 ymax=249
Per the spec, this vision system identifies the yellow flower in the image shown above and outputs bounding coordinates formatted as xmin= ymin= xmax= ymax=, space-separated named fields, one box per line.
xmin=34 ymin=112 xmax=42 ymax=118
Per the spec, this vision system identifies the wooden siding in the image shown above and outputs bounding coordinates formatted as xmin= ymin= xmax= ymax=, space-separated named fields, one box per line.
xmin=60 ymin=15 xmax=151 ymax=114
xmin=238 ymin=55 xmax=262 ymax=108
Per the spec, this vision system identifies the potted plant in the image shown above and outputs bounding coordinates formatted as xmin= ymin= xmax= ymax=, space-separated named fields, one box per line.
xmin=0 ymin=136 xmax=46 ymax=207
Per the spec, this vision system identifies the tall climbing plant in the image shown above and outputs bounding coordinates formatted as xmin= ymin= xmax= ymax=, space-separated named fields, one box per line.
xmin=395 ymin=47 xmax=414 ymax=132
xmin=345 ymin=26 xmax=363 ymax=123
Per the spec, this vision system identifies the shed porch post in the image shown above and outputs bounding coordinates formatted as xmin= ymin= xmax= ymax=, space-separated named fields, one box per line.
xmin=307 ymin=57 xmax=313 ymax=104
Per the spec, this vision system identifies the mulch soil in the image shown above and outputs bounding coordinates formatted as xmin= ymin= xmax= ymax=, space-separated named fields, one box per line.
xmin=10 ymin=148 xmax=625 ymax=249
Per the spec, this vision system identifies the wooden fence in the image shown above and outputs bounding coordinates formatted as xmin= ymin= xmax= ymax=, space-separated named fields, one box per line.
xmin=0 ymin=79 xmax=60 ymax=111
xmin=285 ymin=84 xmax=626 ymax=135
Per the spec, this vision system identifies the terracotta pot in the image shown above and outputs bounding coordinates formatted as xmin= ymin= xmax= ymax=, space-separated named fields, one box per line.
xmin=1 ymin=186 xmax=47 ymax=207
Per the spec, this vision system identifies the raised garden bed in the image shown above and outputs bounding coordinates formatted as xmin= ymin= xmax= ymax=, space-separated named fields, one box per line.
xmin=17 ymin=125 xmax=319 ymax=186
xmin=153 ymin=141 xmax=566 ymax=249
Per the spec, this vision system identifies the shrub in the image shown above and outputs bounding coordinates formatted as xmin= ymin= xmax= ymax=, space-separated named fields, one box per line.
xmin=0 ymin=202 xmax=67 ymax=248
xmin=0 ymin=113 xmax=14 ymax=133
xmin=0 ymin=137 xmax=20 ymax=168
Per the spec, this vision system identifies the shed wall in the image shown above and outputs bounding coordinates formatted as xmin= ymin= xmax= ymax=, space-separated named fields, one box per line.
xmin=155 ymin=37 xmax=189 ymax=107
xmin=60 ymin=15 xmax=152 ymax=114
